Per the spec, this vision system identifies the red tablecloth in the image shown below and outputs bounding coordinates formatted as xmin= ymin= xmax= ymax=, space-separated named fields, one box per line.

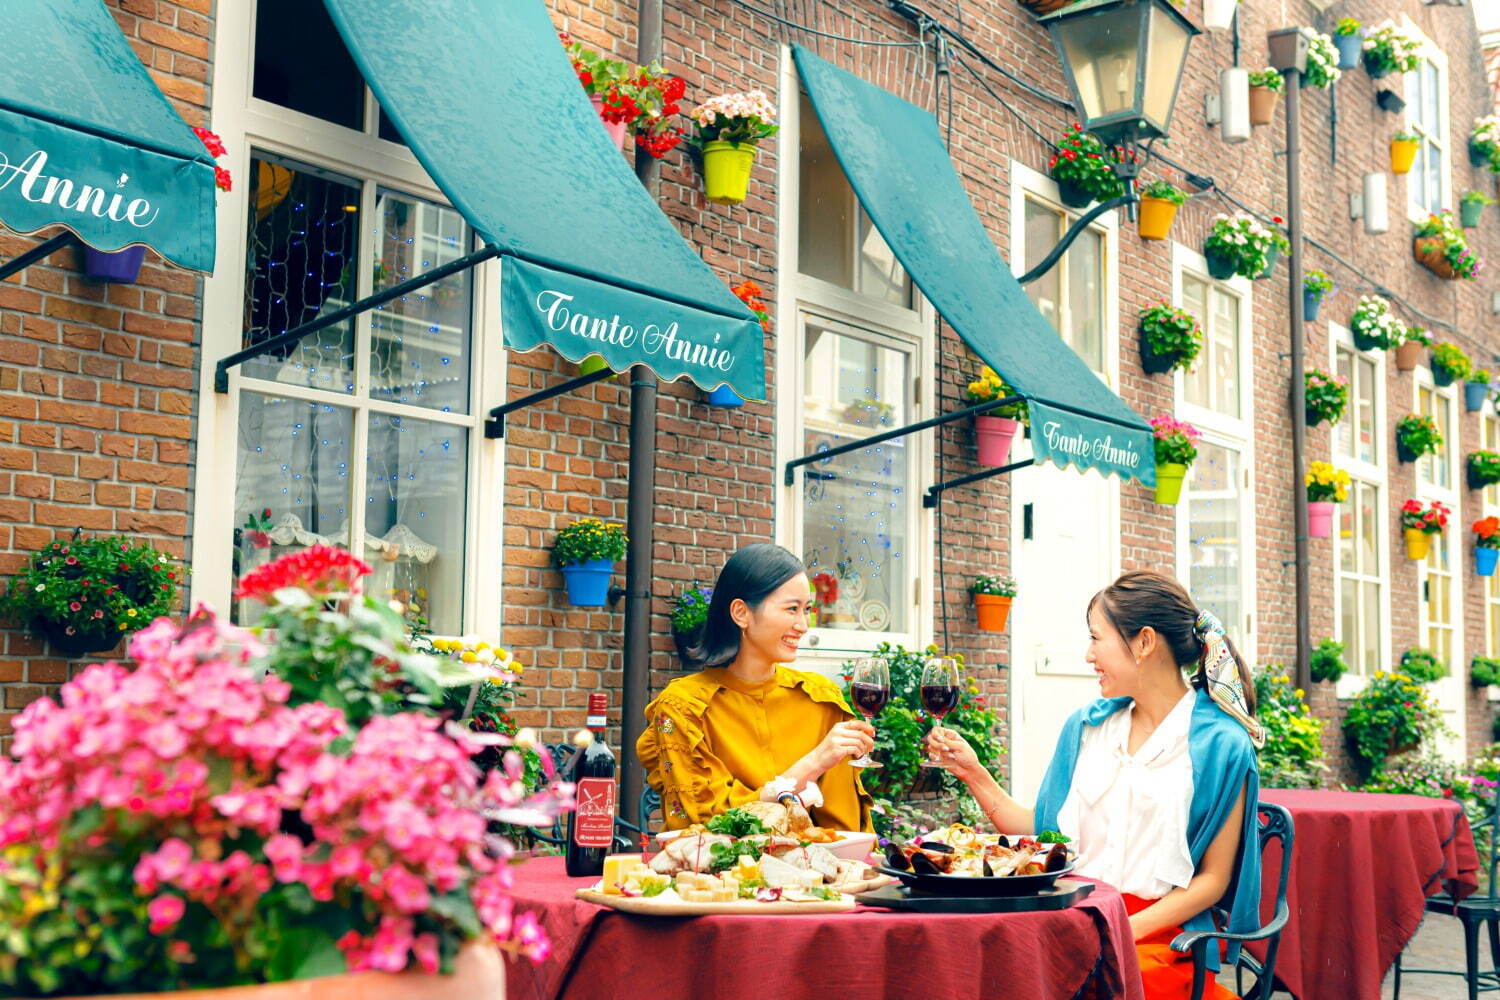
xmin=502 ymin=857 xmax=1144 ymax=1000
xmin=1259 ymin=789 xmax=1480 ymax=1000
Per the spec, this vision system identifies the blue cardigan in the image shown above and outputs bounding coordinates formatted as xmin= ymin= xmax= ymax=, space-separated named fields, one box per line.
xmin=1033 ymin=687 xmax=1262 ymax=968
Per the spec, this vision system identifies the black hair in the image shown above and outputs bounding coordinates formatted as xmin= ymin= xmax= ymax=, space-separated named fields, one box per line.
xmin=686 ymin=544 xmax=808 ymax=669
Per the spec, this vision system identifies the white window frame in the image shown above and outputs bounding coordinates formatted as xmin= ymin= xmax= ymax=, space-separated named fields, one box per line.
xmin=1412 ymin=370 xmax=1465 ymax=750
xmin=192 ymin=0 xmax=506 ymax=639
xmin=773 ymin=50 xmax=937 ymax=669
xmin=1170 ymin=245 xmax=1257 ymax=653
xmin=1330 ymin=324 xmax=1392 ymax=698
xmin=1403 ymin=17 xmax=1451 ymax=221
xmin=1482 ymin=412 xmax=1500 ymax=698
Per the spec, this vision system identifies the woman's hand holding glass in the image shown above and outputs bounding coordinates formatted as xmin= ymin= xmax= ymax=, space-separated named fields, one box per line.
xmin=814 ymin=719 xmax=876 ymax=772
xmin=925 ymin=727 xmax=982 ymax=782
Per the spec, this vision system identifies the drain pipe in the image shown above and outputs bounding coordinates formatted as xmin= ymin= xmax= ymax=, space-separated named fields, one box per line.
xmin=619 ymin=0 xmax=663 ymax=827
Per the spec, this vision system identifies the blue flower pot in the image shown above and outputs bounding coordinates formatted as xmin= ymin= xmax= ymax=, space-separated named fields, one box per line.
xmin=1466 ymin=380 xmax=1491 ymax=412
xmin=1333 ymin=32 xmax=1363 ymax=71
xmin=82 ymin=245 xmax=146 ymax=283
xmin=1478 ymin=547 xmax=1499 ymax=578
xmin=705 ymin=385 xmax=744 ymax=408
xmin=1303 ymin=288 xmax=1323 ymax=323
xmin=561 ymin=558 xmax=615 ymax=607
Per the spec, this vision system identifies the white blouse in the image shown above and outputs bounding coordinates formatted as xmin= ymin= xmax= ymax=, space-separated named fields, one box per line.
xmin=1055 ymin=690 xmax=1196 ymax=899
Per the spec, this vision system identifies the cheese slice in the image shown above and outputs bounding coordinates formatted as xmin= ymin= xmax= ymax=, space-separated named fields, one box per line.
xmin=602 ymin=854 xmax=647 ymax=894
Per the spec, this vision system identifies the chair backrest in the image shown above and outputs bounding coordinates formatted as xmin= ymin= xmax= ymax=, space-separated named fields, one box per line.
xmin=1474 ymin=782 xmax=1500 ymax=903
xmin=1257 ymin=801 xmax=1295 ymax=919
xmin=639 ymin=784 xmax=662 ymax=833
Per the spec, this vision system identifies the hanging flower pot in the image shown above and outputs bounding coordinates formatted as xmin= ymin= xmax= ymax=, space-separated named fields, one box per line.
xmin=1412 ymin=212 xmax=1480 ymax=281
xmin=1138 ymin=302 xmax=1203 ymax=376
xmin=578 ymin=355 xmax=615 ymax=377
xmin=553 ymin=518 xmax=626 ymax=607
xmin=693 ymin=90 xmax=778 ymax=207
xmin=1204 ymin=248 xmax=1238 ymax=281
xmin=1394 ymin=338 xmax=1426 ymax=371
xmin=1257 ymin=245 xmax=1280 ymax=280
xmin=1413 ymin=237 xmax=1459 ymax=280
xmin=560 ymin=558 xmax=615 ymax=606
xmin=1305 ymin=368 xmax=1349 ymax=427
xmin=975 ymin=415 xmax=1022 ymax=466
xmin=1404 ymin=528 xmax=1432 ymax=561
xmin=1401 ymin=499 xmax=1450 ymax=560
xmin=974 ymin=593 xmax=1013 ymax=632
xmin=1333 ymin=23 xmax=1364 ymax=70
xmin=589 ymin=94 xmax=629 ymax=150
xmin=1389 ymin=135 xmax=1420 ymax=175
xmin=705 ymin=384 xmax=745 ymax=407
xmin=82 ymin=245 xmax=147 ymax=283
xmin=1477 ymin=546 xmax=1500 ymax=578
xmin=1303 ymin=288 xmax=1323 ymax=323
xmin=1466 ymin=373 xmax=1493 ymax=412
xmin=702 ymin=141 xmax=757 ymax=204
xmin=669 ymin=584 xmax=712 ymax=663
xmin=1150 ymin=414 xmax=1199 ymax=506
xmin=1202 ymin=0 xmax=1237 ymax=31
xmin=965 ymin=367 xmax=1029 ymax=466
xmin=1137 ymin=196 xmax=1180 ymax=240
xmin=1154 ymin=463 xmax=1188 ymax=505
xmin=1055 ymin=176 xmax=1095 ymax=209
xmin=1362 ymin=23 xmax=1423 ymax=81
xmin=1470 ymin=451 xmax=1500 ymax=490
xmin=1047 ymin=126 xmax=1128 ymax=209
xmin=1247 ymin=71 xmax=1283 ymax=126
xmin=1308 ymin=501 xmax=1336 ymax=539
xmin=41 ymin=623 xmax=121 ymax=658
xmin=1430 ymin=343 xmax=1471 ymax=388
xmin=1460 ymin=195 xmax=1489 ymax=229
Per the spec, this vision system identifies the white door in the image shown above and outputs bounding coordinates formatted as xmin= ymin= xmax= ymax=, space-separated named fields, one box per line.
xmin=1009 ymin=460 xmax=1120 ymax=803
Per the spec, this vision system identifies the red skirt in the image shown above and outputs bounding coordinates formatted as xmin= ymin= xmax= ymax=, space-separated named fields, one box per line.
xmin=1121 ymin=893 xmax=1238 ymax=1000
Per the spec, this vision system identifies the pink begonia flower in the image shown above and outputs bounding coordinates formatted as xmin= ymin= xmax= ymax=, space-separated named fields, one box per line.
xmin=382 ymin=864 xmax=432 ymax=914
xmin=147 ymin=894 xmax=186 ymax=934
xmin=412 ymin=932 xmax=441 ymax=974
xmin=263 ymin=833 xmax=303 ymax=883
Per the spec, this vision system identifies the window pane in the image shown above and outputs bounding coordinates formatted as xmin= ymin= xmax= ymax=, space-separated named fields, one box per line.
xmin=798 ymin=94 xmax=854 ymax=289
xmin=253 ymin=0 xmax=365 ymax=131
xmin=1065 ymin=228 xmax=1104 ymax=372
xmin=368 ymin=190 xmax=474 ymax=413
xmin=1338 ymin=498 xmax=1356 ymax=574
xmin=856 ymin=210 xmax=912 ymax=308
xmin=1361 ymin=580 xmax=1380 ymax=675
xmin=234 ymin=393 xmax=354 ymax=623
xmin=1339 ymin=577 xmax=1359 ymax=671
xmin=364 ymin=415 xmax=468 ymax=635
xmin=1185 ymin=441 xmax=1241 ymax=633
xmin=802 ymin=320 xmax=910 ymax=635
xmin=1182 ymin=275 xmax=1210 ymax=410
xmin=243 ymin=156 xmax=361 ymax=393
xmin=1211 ymin=288 xmax=1240 ymax=418
xmin=1334 ymin=349 xmax=1354 ymax=460
xmin=1023 ymin=199 xmax=1062 ymax=333
xmin=1356 ymin=355 xmax=1377 ymax=465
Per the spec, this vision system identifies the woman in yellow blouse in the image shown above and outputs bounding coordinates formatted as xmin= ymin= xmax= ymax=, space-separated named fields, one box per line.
xmin=637 ymin=544 xmax=875 ymax=832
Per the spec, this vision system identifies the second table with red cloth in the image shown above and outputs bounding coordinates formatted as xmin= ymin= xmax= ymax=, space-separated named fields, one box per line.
xmin=503 ymin=856 xmax=1145 ymax=1000
xmin=1258 ymin=788 xmax=1479 ymax=1000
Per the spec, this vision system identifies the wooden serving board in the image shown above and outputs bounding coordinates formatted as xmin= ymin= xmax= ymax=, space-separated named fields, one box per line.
xmin=575 ymin=888 xmax=854 ymax=915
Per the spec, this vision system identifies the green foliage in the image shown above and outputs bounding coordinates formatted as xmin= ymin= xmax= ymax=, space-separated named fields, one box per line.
xmin=1413 ymin=212 xmax=1482 ymax=280
xmin=1462 ymin=190 xmax=1498 ymax=207
xmin=1303 ymin=33 xmax=1341 ymax=90
xmin=1140 ymin=179 xmax=1188 ymax=205
xmin=1139 ymin=302 xmax=1204 ymax=371
xmin=1047 ymin=127 xmax=1129 ymax=203
xmin=969 ymin=575 xmax=1016 ymax=597
xmin=1361 ymin=748 xmax=1466 ymax=798
xmin=1392 ymin=129 xmax=1421 ymax=144
xmin=1304 ymin=368 xmax=1349 ymax=426
xmin=1310 ymin=637 xmax=1347 ymax=684
xmin=1431 ymin=343 xmax=1473 ymax=383
xmin=1473 ymin=656 xmax=1500 ymax=688
xmin=1342 ymin=671 xmax=1444 ymax=774
xmin=1303 ymin=269 xmax=1334 ymax=295
xmin=838 ymin=643 xmax=1003 ymax=824
xmin=1396 ymin=414 xmax=1443 ymax=458
xmin=1204 ymin=213 xmax=1285 ymax=280
xmin=1253 ymin=667 xmax=1327 ymax=789
xmin=1470 ymin=451 xmax=1500 ymax=486
xmin=705 ymin=808 xmax=768 ymax=837
xmin=1248 ymin=67 xmax=1285 ymax=91
xmin=1362 ymin=23 xmax=1423 ymax=76
xmin=0 ymin=535 xmax=184 ymax=652
xmin=669 ymin=585 xmax=713 ymax=635
xmin=1334 ymin=17 xmax=1361 ymax=34
xmin=965 ymin=366 xmax=1029 ymax=423
xmin=1472 ymin=117 xmax=1500 ymax=174
xmin=1470 ymin=368 xmax=1493 ymax=386
xmin=552 ymin=518 xmax=628 ymax=567
xmin=1399 ymin=647 xmax=1447 ymax=682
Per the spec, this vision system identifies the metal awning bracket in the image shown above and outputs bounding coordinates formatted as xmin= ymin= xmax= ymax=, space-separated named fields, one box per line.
xmin=923 ymin=458 xmax=1034 ymax=508
xmin=485 ymin=366 xmax=614 ymax=439
xmin=0 ymin=232 xmax=80 ymax=283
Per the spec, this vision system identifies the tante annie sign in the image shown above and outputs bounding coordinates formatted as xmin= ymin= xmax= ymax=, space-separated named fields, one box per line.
xmin=501 ymin=256 xmax=767 ymax=401
xmin=1027 ymin=401 xmax=1157 ymax=489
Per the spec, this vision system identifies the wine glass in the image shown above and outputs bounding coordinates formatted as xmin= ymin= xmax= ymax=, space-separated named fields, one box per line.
xmin=847 ymin=657 xmax=888 ymax=769
xmin=919 ymin=656 xmax=961 ymax=769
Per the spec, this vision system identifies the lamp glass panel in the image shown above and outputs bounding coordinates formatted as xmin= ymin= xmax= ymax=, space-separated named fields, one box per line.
xmin=1054 ymin=12 xmax=1144 ymax=122
xmin=1143 ymin=5 xmax=1193 ymax=129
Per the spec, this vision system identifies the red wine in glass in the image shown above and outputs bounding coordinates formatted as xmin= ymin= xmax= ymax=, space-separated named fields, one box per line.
xmin=851 ymin=683 xmax=890 ymax=717
xmin=920 ymin=657 xmax=960 ymax=769
xmin=848 ymin=657 xmax=887 ymax=769
xmin=920 ymin=684 xmax=960 ymax=718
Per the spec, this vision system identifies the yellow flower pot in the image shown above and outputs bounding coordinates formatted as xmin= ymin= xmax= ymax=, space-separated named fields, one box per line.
xmin=1137 ymin=197 xmax=1179 ymax=241
xmin=1154 ymin=463 xmax=1187 ymax=505
xmin=702 ymin=140 xmax=757 ymax=205
xmin=1390 ymin=139 xmax=1420 ymax=175
xmin=1404 ymin=527 xmax=1432 ymax=561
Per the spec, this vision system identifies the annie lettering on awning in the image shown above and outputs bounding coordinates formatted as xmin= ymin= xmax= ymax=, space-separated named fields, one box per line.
xmin=1041 ymin=420 xmax=1142 ymax=469
xmin=0 ymin=149 xmax=159 ymax=228
xmin=534 ymin=288 xmax=737 ymax=373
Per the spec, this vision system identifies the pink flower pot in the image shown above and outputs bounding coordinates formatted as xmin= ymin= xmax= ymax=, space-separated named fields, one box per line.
xmin=589 ymin=95 xmax=629 ymax=150
xmin=1308 ymin=500 xmax=1335 ymax=539
xmin=975 ymin=416 xmax=1021 ymax=467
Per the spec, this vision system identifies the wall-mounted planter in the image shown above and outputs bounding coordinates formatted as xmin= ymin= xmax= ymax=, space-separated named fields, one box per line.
xmin=1394 ymin=340 xmax=1424 ymax=371
xmin=1204 ymin=248 xmax=1238 ymax=281
xmin=1333 ymin=32 xmax=1363 ymax=70
xmin=974 ymin=593 xmax=1013 ymax=632
xmin=1303 ymin=289 xmax=1324 ymax=323
xmin=1248 ymin=86 xmax=1280 ymax=126
xmin=561 ymin=558 xmax=615 ymax=606
xmin=1390 ymin=139 xmax=1420 ymax=175
xmin=1404 ymin=528 xmax=1432 ymax=560
xmin=1202 ymin=0 xmax=1237 ymax=32
xmin=1154 ymin=463 xmax=1187 ymax=505
xmin=1466 ymin=381 xmax=1491 ymax=412
xmin=1413 ymin=237 xmax=1458 ymax=280
xmin=702 ymin=141 xmax=756 ymax=205
xmin=1461 ymin=200 xmax=1486 ymax=229
xmin=1477 ymin=547 xmax=1499 ymax=577
xmin=1307 ymin=501 xmax=1335 ymax=539
xmin=975 ymin=415 xmax=1022 ymax=466
xmin=82 ymin=245 xmax=146 ymax=283
xmin=1471 ymin=138 xmax=1492 ymax=168
xmin=1375 ymin=89 xmax=1406 ymax=114
xmin=1256 ymin=246 xmax=1280 ymax=280
xmin=588 ymin=95 xmax=629 ymax=150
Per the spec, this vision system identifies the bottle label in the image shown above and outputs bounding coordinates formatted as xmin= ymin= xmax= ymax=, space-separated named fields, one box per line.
xmin=573 ymin=777 xmax=617 ymax=849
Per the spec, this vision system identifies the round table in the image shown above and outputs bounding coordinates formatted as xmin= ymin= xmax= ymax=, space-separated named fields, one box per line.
xmin=1257 ymin=788 xmax=1479 ymax=1000
xmin=502 ymin=856 xmax=1145 ymax=1000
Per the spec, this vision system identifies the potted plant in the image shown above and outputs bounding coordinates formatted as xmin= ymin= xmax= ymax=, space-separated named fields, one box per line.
xmin=1150 ymin=414 xmax=1200 ymax=506
xmin=1471 ymin=115 xmax=1500 ymax=172
xmin=1247 ymin=68 xmax=1283 ymax=126
xmin=1047 ymin=124 xmax=1129 ymax=208
xmin=1349 ymin=295 xmax=1404 ymax=353
xmin=1400 ymin=647 xmax=1448 ymax=682
xmin=705 ymin=280 xmax=771 ymax=407
xmin=1333 ymin=18 xmax=1364 ymax=70
xmin=1257 ymin=217 xmax=1290 ymax=279
xmin=1472 ymin=655 xmax=1500 ymax=688
xmin=1305 ymin=367 xmax=1349 ymax=427
xmin=1395 ymin=413 xmax=1442 ymax=463
xmin=1203 ymin=212 xmax=1280 ymax=280
xmin=969 ymin=575 xmax=1016 ymax=633
xmin=1361 ymin=21 xmax=1423 ymax=80
xmin=1137 ymin=301 xmax=1203 ymax=375
xmin=1460 ymin=190 xmax=1495 ymax=229
xmin=1466 ymin=369 xmax=1492 ymax=412
xmin=1305 ymin=461 xmax=1349 ymax=539
xmin=1394 ymin=325 xmax=1432 ymax=371
xmin=1302 ymin=32 xmax=1342 ymax=90
xmin=1469 ymin=450 xmax=1500 ymax=490
xmin=0 ymin=535 xmax=183 ymax=657
xmin=1202 ymin=0 xmax=1238 ymax=33
xmin=1310 ymin=636 xmax=1347 ymax=683
xmin=1429 ymin=342 xmax=1471 ymax=388
xmin=1137 ymin=178 xmax=1188 ymax=240
xmin=552 ymin=517 xmax=628 ymax=606
xmin=1400 ymin=497 xmax=1449 ymax=559
xmin=965 ymin=365 xmax=1029 ymax=466
xmin=1413 ymin=212 xmax=1483 ymax=281
xmin=669 ymin=583 xmax=713 ymax=661
xmin=0 ymin=548 xmax=567 ymax=998
xmin=691 ymin=90 xmax=778 ymax=205
xmin=1390 ymin=129 xmax=1421 ymax=175
xmin=1303 ymin=269 xmax=1333 ymax=322
xmin=1343 ymin=669 xmax=1440 ymax=776
xmin=1475 ymin=517 xmax=1500 ymax=577
xmin=563 ymin=34 xmax=636 ymax=149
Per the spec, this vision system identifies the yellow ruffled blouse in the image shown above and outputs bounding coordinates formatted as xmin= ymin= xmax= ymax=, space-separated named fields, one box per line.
xmin=637 ymin=665 xmax=873 ymax=833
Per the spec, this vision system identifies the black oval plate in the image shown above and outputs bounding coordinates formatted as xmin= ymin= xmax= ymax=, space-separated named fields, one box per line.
xmin=877 ymin=863 xmax=1076 ymax=897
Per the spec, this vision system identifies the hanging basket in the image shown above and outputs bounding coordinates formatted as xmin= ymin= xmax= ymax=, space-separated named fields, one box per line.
xmin=1413 ymin=237 xmax=1458 ymax=280
xmin=41 ymin=624 xmax=121 ymax=658
xmin=1352 ymin=329 xmax=1383 ymax=353
xmin=1396 ymin=439 xmax=1421 ymax=464
xmin=1307 ymin=501 xmax=1335 ymax=539
xmin=702 ymin=141 xmax=757 ymax=205
xmin=1334 ymin=32 xmax=1364 ymax=70
xmin=672 ymin=626 xmax=702 ymax=665
xmin=1431 ymin=356 xmax=1459 ymax=388
xmin=1303 ymin=289 xmax=1324 ymax=323
xmin=1477 ymin=547 xmax=1500 ymax=578
xmin=1154 ymin=463 xmax=1188 ymax=505
xmin=1137 ymin=197 xmax=1179 ymax=240
xmin=1394 ymin=339 xmax=1425 ymax=371
xmin=1390 ymin=139 xmax=1420 ymax=175
xmin=1363 ymin=51 xmax=1393 ymax=80
xmin=1139 ymin=326 xmax=1181 ymax=376
xmin=1404 ymin=528 xmax=1433 ymax=561
xmin=1466 ymin=381 xmax=1491 ymax=412
xmin=82 ymin=245 xmax=147 ymax=284
xmin=1256 ymin=246 xmax=1279 ymax=280
xmin=1204 ymin=248 xmax=1238 ymax=281
xmin=1053 ymin=176 xmax=1096 ymax=209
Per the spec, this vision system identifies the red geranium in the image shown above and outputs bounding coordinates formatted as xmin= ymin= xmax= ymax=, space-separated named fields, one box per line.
xmin=235 ymin=545 xmax=372 ymax=602
xmin=811 ymin=572 xmax=839 ymax=606
xmin=732 ymin=279 xmax=772 ymax=333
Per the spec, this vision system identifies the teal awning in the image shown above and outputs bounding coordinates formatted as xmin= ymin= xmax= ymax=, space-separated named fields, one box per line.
xmin=0 ymin=0 xmax=217 ymax=272
xmin=320 ymin=0 xmax=765 ymax=400
xmin=793 ymin=46 xmax=1154 ymax=487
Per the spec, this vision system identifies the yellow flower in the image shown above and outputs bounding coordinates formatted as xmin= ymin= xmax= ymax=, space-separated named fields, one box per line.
xmin=460 ymin=650 xmax=477 ymax=663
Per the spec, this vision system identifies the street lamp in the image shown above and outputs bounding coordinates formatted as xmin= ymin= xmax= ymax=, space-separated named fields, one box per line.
xmin=1037 ymin=0 xmax=1200 ymax=178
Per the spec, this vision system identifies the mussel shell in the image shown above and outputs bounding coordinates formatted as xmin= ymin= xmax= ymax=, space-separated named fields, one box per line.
xmin=883 ymin=843 xmax=913 ymax=871
xmin=1043 ymin=843 xmax=1069 ymax=872
xmin=918 ymin=841 xmax=954 ymax=853
xmin=908 ymin=851 xmax=943 ymax=875
xmin=982 ymin=857 xmax=995 ymax=878
xmin=995 ymin=834 xmax=1011 ymax=849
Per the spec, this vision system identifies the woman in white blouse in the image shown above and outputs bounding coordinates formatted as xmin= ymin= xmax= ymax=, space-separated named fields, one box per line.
xmin=932 ymin=571 xmax=1262 ymax=1000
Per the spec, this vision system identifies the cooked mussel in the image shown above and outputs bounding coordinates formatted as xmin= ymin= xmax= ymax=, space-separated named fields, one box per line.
xmin=883 ymin=842 xmax=913 ymax=871
xmin=982 ymin=857 xmax=995 ymax=877
xmin=995 ymin=834 xmax=1011 ymax=849
xmin=1043 ymin=843 xmax=1069 ymax=872
xmin=908 ymin=851 xmax=943 ymax=875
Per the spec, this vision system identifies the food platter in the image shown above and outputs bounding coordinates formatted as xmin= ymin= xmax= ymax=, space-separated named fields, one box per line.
xmin=656 ymin=827 xmax=877 ymax=862
xmin=576 ymin=887 xmax=854 ymax=915
xmin=877 ymin=825 xmax=1077 ymax=897
xmin=877 ymin=862 xmax=1076 ymax=897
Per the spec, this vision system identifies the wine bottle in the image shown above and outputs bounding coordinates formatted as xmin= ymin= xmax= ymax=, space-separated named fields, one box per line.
xmin=564 ymin=693 xmax=617 ymax=878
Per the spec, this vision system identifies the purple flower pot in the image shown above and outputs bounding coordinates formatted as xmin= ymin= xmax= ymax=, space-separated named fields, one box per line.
xmin=82 ymin=245 xmax=146 ymax=283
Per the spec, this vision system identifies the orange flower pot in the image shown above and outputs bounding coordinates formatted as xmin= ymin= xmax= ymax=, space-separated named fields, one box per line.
xmin=1390 ymin=138 xmax=1420 ymax=175
xmin=974 ymin=593 xmax=1013 ymax=632
xmin=1137 ymin=196 xmax=1179 ymax=240
xmin=45 ymin=942 xmax=505 ymax=1000
xmin=1248 ymin=86 xmax=1280 ymax=126
xmin=1394 ymin=339 xmax=1425 ymax=371
xmin=1413 ymin=237 xmax=1458 ymax=280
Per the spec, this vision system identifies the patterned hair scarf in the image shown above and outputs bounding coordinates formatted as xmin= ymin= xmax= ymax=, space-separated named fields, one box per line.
xmin=1196 ymin=610 xmax=1266 ymax=749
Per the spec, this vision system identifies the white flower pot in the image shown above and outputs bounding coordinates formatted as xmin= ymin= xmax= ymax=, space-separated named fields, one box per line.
xmin=1203 ymin=0 xmax=1237 ymax=32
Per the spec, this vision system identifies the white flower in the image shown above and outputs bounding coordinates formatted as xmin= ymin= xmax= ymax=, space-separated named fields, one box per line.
xmin=34 ymin=584 xmax=44 ymax=592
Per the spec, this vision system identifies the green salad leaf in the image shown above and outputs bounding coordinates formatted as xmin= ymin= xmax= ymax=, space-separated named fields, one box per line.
xmin=705 ymin=808 xmax=769 ymax=837
xmin=1036 ymin=830 xmax=1071 ymax=844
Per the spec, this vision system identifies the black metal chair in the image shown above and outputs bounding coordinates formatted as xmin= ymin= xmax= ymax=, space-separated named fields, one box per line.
xmin=1392 ymin=788 xmax=1500 ymax=1000
xmin=1171 ymin=801 xmax=1295 ymax=1000
xmin=526 ymin=743 xmax=661 ymax=853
